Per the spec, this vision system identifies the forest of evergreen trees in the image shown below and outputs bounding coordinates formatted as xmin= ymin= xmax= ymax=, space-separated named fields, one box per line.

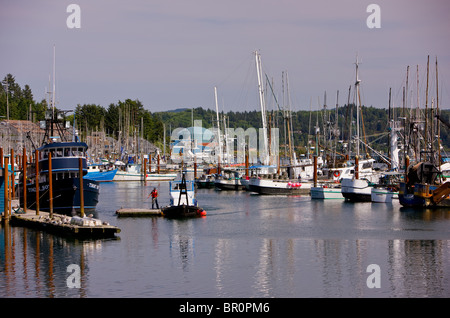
xmin=2 ymin=73 xmax=450 ymax=157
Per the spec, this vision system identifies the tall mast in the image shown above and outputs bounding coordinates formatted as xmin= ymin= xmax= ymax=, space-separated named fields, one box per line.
xmin=436 ymin=57 xmax=441 ymax=166
xmin=214 ymin=86 xmax=222 ymax=163
xmin=425 ymin=55 xmax=430 ymax=162
xmin=354 ymin=56 xmax=361 ymax=159
xmin=255 ymin=51 xmax=269 ymax=165
xmin=52 ymin=45 xmax=56 ymax=119
xmin=285 ymin=71 xmax=294 ymax=165
xmin=333 ymin=90 xmax=339 ymax=167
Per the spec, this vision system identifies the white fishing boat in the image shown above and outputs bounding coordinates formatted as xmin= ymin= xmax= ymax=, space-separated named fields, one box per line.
xmin=247 ymin=175 xmax=312 ymax=195
xmin=341 ymin=178 xmax=374 ymax=202
xmin=371 ymin=186 xmax=398 ymax=203
xmin=113 ymin=163 xmax=177 ymax=181
xmin=340 ymin=57 xmax=384 ymax=202
xmin=214 ymin=170 xmax=246 ymax=190
xmin=311 ymin=183 xmax=344 ymax=199
xmin=370 ymin=171 xmax=401 ymax=203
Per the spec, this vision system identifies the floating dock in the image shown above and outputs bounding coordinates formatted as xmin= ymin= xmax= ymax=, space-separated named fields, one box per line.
xmin=115 ymin=208 xmax=163 ymax=217
xmin=10 ymin=211 xmax=121 ymax=239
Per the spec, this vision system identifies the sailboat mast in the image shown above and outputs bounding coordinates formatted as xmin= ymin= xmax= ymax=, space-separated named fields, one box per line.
xmin=333 ymin=90 xmax=339 ymax=167
xmin=214 ymin=87 xmax=223 ymax=164
xmin=436 ymin=57 xmax=441 ymax=166
xmin=425 ymin=55 xmax=430 ymax=162
xmin=255 ymin=51 xmax=269 ymax=165
xmin=355 ymin=56 xmax=361 ymax=159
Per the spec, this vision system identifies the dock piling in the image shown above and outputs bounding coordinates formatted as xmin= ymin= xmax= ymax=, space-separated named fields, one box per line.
xmin=48 ymin=152 xmax=53 ymax=218
xmin=22 ymin=148 xmax=27 ymax=213
xmin=35 ymin=149 xmax=40 ymax=215
xmin=3 ymin=157 xmax=10 ymax=222
xmin=79 ymin=157 xmax=84 ymax=217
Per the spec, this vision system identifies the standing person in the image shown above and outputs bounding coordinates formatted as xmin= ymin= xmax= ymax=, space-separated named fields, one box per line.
xmin=148 ymin=187 xmax=159 ymax=209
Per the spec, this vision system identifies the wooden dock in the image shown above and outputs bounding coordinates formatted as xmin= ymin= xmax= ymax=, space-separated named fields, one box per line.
xmin=115 ymin=208 xmax=163 ymax=217
xmin=10 ymin=211 xmax=121 ymax=239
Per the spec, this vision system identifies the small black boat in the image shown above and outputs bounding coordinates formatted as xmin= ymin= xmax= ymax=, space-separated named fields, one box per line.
xmin=162 ymin=172 xmax=206 ymax=219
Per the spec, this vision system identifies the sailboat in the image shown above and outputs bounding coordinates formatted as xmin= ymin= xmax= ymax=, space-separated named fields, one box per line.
xmin=370 ymin=88 xmax=401 ymax=203
xmin=341 ymin=56 xmax=382 ymax=202
xmin=248 ymin=56 xmax=313 ymax=195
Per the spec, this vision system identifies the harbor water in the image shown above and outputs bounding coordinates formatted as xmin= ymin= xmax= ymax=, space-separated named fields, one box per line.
xmin=1 ymin=179 xmax=450 ymax=298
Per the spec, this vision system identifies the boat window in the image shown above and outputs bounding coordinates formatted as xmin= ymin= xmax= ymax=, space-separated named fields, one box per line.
xmin=56 ymin=148 xmax=63 ymax=157
xmin=64 ymin=148 xmax=70 ymax=157
xmin=42 ymin=150 xmax=48 ymax=159
xmin=49 ymin=149 xmax=55 ymax=158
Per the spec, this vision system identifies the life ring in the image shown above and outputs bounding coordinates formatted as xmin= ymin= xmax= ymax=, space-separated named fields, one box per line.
xmin=333 ymin=171 xmax=341 ymax=178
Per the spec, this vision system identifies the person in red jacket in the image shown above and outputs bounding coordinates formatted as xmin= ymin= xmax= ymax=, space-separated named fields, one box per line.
xmin=148 ymin=187 xmax=159 ymax=209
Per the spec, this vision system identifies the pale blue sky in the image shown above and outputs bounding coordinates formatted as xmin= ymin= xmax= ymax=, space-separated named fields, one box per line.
xmin=1 ymin=0 xmax=449 ymax=113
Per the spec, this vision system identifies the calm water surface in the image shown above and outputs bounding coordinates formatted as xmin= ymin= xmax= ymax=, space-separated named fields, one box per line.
xmin=1 ymin=180 xmax=450 ymax=298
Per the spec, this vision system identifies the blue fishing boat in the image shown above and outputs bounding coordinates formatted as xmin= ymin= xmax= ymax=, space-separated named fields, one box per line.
xmin=18 ymin=108 xmax=100 ymax=215
xmin=85 ymin=163 xmax=118 ymax=182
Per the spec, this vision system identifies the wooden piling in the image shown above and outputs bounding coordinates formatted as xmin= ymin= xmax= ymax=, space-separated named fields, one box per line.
xmin=4 ymin=157 xmax=9 ymax=222
xmin=313 ymin=155 xmax=318 ymax=187
xmin=22 ymin=148 xmax=27 ymax=213
xmin=157 ymin=154 xmax=160 ymax=174
xmin=11 ymin=149 xmax=15 ymax=199
xmin=194 ymin=156 xmax=197 ymax=179
xmin=355 ymin=155 xmax=359 ymax=180
xmin=245 ymin=151 xmax=249 ymax=177
xmin=48 ymin=151 xmax=53 ymax=218
xmin=79 ymin=157 xmax=84 ymax=218
xmin=35 ymin=150 xmax=39 ymax=215
xmin=143 ymin=157 xmax=147 ymax=184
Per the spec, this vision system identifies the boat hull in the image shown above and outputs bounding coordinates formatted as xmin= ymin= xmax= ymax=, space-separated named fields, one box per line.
xmin=398 ymin=182 xmax=450 ymax=208
xmin=85 ymin=169 xmax=118 ymax=182
xmin=311 ymin=186 xmax=344 ymax=199
xmin=214 ymin=179 xmax=245 ymax=191
xmin=341 ymin=178 xmax=372 ymax=202
xmin=195 ymin=180 xmax=215 ymax=188
xmin=20 ymin=178 xmax=100 ymax=215
xmin=371 ymin=187 xmax=398 ymax=203
xmin=248 ymin=179 xmax=311 ymax=195
xmin=162 ymin=205 xmax=206 ymax=219
xmin=114 ymin=172 xmax=177 ymax=181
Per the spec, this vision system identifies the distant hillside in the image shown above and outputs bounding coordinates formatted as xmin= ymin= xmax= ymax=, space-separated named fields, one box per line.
xmin=164 ymin=108 xmax=189 ymax=113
